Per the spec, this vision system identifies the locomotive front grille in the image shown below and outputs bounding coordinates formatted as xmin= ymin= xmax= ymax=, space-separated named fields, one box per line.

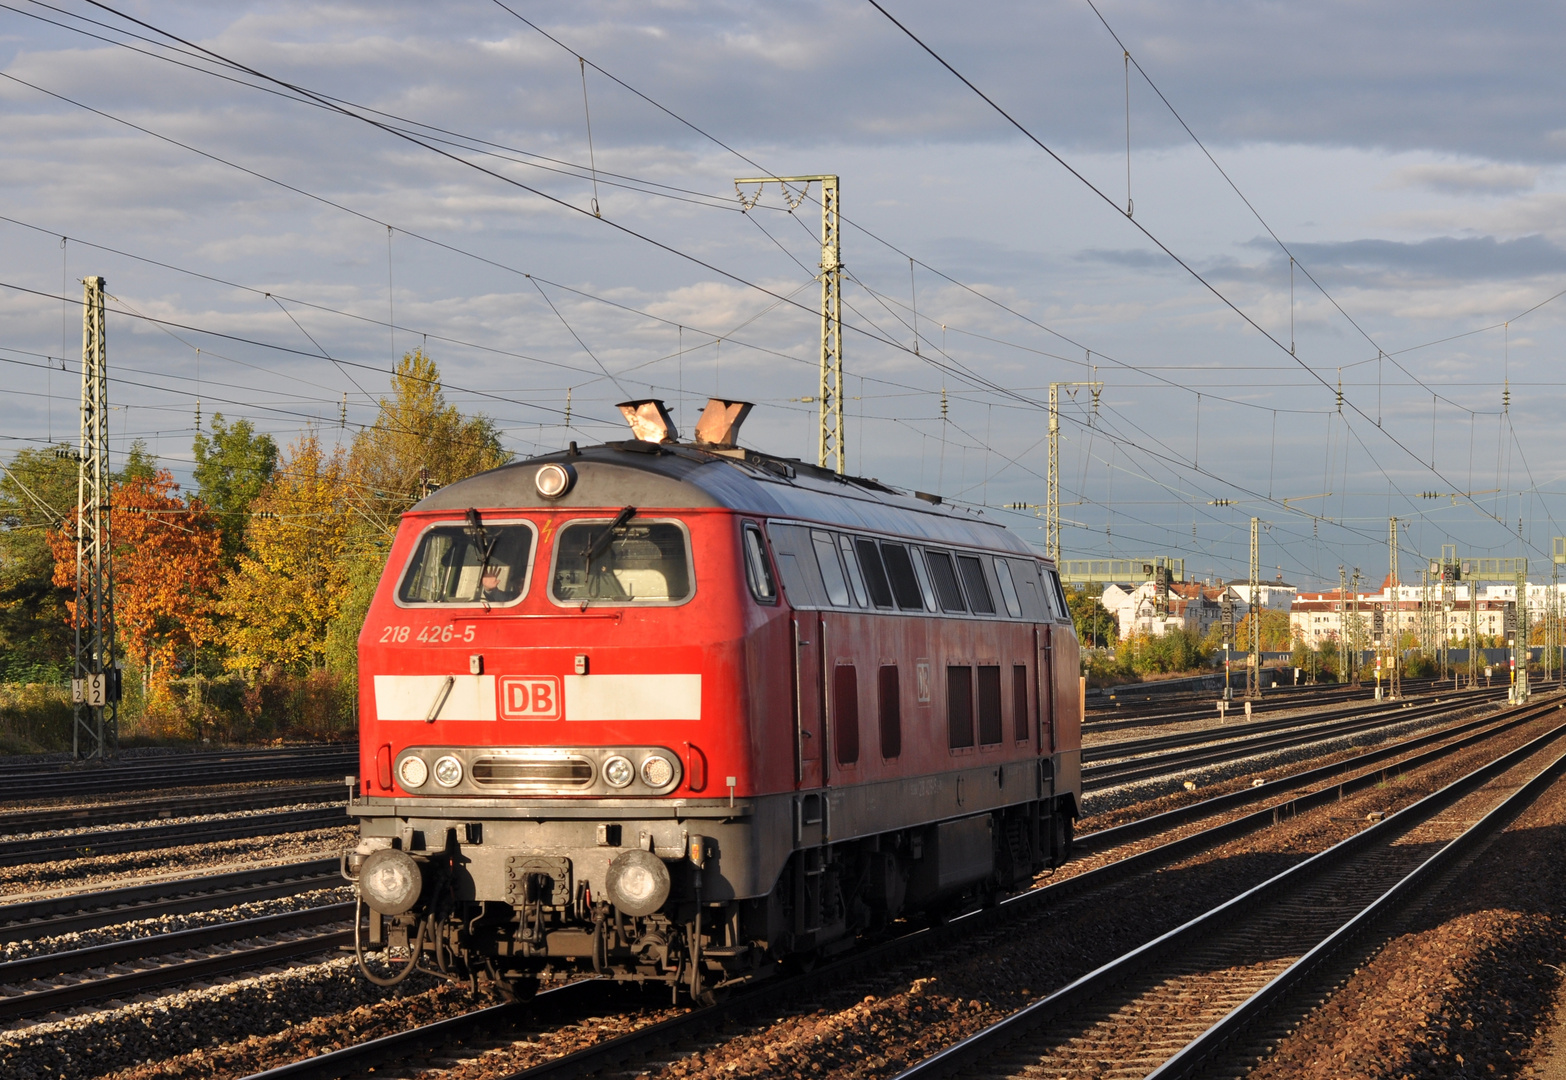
xmin=471 ymin=755 xmax=595 ymax=787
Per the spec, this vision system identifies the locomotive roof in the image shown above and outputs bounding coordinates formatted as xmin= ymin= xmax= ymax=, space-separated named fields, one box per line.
xmin=412 ymin=440 xmax=1044 ymax=559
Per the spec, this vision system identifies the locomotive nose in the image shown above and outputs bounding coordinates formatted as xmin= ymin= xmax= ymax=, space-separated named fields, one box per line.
xmin=360 ymin=848 xmax=424 ymax=915
xmin=605 ymin=848 xmax=671 ymax=916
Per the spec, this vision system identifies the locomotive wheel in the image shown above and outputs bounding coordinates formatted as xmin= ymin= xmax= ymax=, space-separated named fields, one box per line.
xmin=1050 ymin=811 xmax=1074 ymax=867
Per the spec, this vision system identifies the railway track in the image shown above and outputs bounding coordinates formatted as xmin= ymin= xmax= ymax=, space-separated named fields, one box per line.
xmin=230 ymin=695 xmax=1566 ymax=1080
xmin=0 ymin=857 xmax=341 ymax=942
xmin=1084 ymin=677 xmax=1453 ymax=733
xmin=0 ymin=903 xmax=353 ymax=1021
xmin=0 ymin=745 xmax=355 ymax=798
xmin=1081 ymin=685 xmax=1508 ymax=791
xmin=0 ymin=783 xmax=343 ymax=835
xmin=889 ymin=708 xmax=1566 ymax=1080
xmin=0 ymin=805 xmax=348 ymax=868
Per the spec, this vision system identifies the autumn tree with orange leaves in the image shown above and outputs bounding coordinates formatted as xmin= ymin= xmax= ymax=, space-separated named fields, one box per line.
xmin=48 ymin=469 xmax=223 ymax=690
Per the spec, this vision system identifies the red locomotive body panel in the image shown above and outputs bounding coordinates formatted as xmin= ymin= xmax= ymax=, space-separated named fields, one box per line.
xmin=346 ymin=415 xmax=1082 ymax=999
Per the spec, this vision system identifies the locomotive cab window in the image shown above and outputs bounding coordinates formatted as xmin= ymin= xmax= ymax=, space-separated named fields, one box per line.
xmin=398 ymin=521 xmax=536 ymax=605
xmin=551 ymin=519 xmax=692 ymax=604
xmin=742 ymin=524 xmax=777 ymax=603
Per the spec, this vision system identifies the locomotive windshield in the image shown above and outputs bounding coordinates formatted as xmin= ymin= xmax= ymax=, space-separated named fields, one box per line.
xmin=398 ymin=522 xmax=535 ymax=605
xmin=551 ymin=520 xmax=692 ymax=604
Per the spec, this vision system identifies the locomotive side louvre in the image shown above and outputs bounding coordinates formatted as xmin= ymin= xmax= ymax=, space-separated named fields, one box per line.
xmin=345 ymin=428 xmax=1081 ymax=997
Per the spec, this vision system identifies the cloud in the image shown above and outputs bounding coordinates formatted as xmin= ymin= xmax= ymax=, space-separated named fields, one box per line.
xmin=1388 ymin=163 xmax=1539 ymax=194
xmin=1245 ymin=234 xmax=1566 ymax=285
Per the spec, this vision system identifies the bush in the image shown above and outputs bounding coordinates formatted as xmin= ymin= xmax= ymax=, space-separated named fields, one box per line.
xmin=0 ymin=683 xmax=73 ymax=753
xmin=1120 ymin=629 xmax=1209 ymax=675
xmin=241 ymin=667 xmax=356 ymax=742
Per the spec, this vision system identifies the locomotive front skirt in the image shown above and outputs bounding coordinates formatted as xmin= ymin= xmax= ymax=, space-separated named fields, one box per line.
xmin=345 ymin=404 xmax=1082 ymax=999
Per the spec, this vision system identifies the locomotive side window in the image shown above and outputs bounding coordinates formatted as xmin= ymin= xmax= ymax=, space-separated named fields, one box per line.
xmin=398 ymin=522 xmax=535 ymax=606
xmin=811 ymin=530 xmax=852 ymax=606
xmin=947 ymin=666 xmax=974 ymax=748
xmin=833 ymin=664 xmax=860 ymax=765
xmin=742 ymin=525 xmax=777 ymax=603
xmin=926 ymin=550 xmax=968 ymax=612
xmin=879 ymin=543 xmax=926 ymax=610
xmin=993 ymin=559 xmax=1024 ymax=618
xmin=551 ymin=520 xmax=692 ymax=604
xmin=957 ymin=556 xmax=997 ymax=615
xmin=1046 ymin=568 xmax=1071 ymax=622
xmin=907 ymin=545 xmax=940 ymax=611
xmin=855 ymin=539 xmax=896 ymax=608
xmin=977 ymin=665 xmax=1004 ymax=744
xmin=1012 ymin=664 xmax=1030 ymax=742
xmin=837 ymin=535 xmax=870 ymax=607
xmin=878 ymin=665 xmax=902 ymax=758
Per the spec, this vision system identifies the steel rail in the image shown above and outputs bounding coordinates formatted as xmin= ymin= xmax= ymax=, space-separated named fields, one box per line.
xmin=886 ymin=713 xmax=1566 ymax=1080
xmin=1084 ymin=677 xmax=1455 ymax=732
xmin=1074 ymin=699 xmax=1559 ymax=856
xmin=1149 ymin=740 xmax=1566 ymax=1078
xmin=0 ymin=783 xmax=344 ymax=835
xmin=1082 ymin=688 xmax=1509 ymax=790
xmin=0 ymin=903 xmax=355 ymax=1020
xmin=0 ymin=806 xmax=347 ymax=867
xmin=0 ymin=750 xmax=356 ymax=797
xmin=233 ymin=983 xmax=627 ymax=1080
xmin=0 ymin=858 xmax=341 ymax=943
xmin=1084 ymin=686 xmax=1487 ymax=760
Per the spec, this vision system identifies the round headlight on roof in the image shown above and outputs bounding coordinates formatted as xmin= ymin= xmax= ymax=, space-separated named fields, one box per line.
xmin=535 ymin=462 xmax=575 ymax=499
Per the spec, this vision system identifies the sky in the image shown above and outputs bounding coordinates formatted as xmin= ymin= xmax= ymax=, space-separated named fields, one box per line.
xmin=5 ymin=1 xmax=1566 ymax=588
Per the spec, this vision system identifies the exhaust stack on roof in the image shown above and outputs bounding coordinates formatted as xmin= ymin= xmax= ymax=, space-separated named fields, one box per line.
xmin=693 ymin=398 xmax=754 ymax=449
xmin=617 ymin=399 xmax=679 ymax=443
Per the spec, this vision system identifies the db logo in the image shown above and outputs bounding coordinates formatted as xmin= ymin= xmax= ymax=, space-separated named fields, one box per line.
xmin=498 ymin=676 xmax=563 ymax=720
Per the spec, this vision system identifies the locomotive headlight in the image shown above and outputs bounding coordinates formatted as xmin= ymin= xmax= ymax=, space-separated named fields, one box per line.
xmin=534 ymin=462 xmax=575 ymax=499
xmin=602 ymin=755 xmax=635 ymax=788
xmin=605 ymin=848 xmax=671 ymax=916
xmin=359 ymin=848 xmax=422 ymax=916
xmin=640 ymin=754 xmax=675 ymax=788
xmin=432 ymin=754 xmax=463 ymax=787
xmin=397 ymin=755 xmax=429 ymax=789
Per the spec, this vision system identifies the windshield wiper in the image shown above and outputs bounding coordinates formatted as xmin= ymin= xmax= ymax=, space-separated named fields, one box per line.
xmin=586 ymin=505 xmax=637 ymax=563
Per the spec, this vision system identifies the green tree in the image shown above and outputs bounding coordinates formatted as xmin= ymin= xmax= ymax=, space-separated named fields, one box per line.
xmin=1064 ymin=585 xmax=1118 ymax=648
xmin=0 ymin=448 xmax=77 ymax=680
xmin=117 ymin=439 xmax=158 ymax=484
xmin=348 ymin=348 xmax=509 ymax=532
xmin=193 ymin=414 xmax=279 ymax=565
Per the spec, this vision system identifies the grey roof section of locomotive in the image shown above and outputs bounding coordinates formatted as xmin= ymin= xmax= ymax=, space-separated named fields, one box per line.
xmin=412 ymin=442 xmax=1043 ymax=559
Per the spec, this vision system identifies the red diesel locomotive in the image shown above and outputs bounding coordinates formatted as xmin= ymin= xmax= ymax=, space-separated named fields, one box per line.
xmin=344 ymin=398 xmax=1082 ymax=998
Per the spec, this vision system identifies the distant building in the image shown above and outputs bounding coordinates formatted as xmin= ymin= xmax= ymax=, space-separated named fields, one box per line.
xmin=1101 ymin=580 xmax=1245 ymax=640
xmin=1289 ymin=576 xmax=1566 ymax=645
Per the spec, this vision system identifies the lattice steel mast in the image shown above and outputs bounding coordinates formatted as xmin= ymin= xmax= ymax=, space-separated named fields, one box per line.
xmin=71 ymin=276 xmax=118 ymax=762
xmin=1045 ymin=381 xmax=1101 ymax=565
xmin=735 ymin=175 xmax=843 ymax=472
xmin=1246 ymin=516 xmax=1260 ymax=699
